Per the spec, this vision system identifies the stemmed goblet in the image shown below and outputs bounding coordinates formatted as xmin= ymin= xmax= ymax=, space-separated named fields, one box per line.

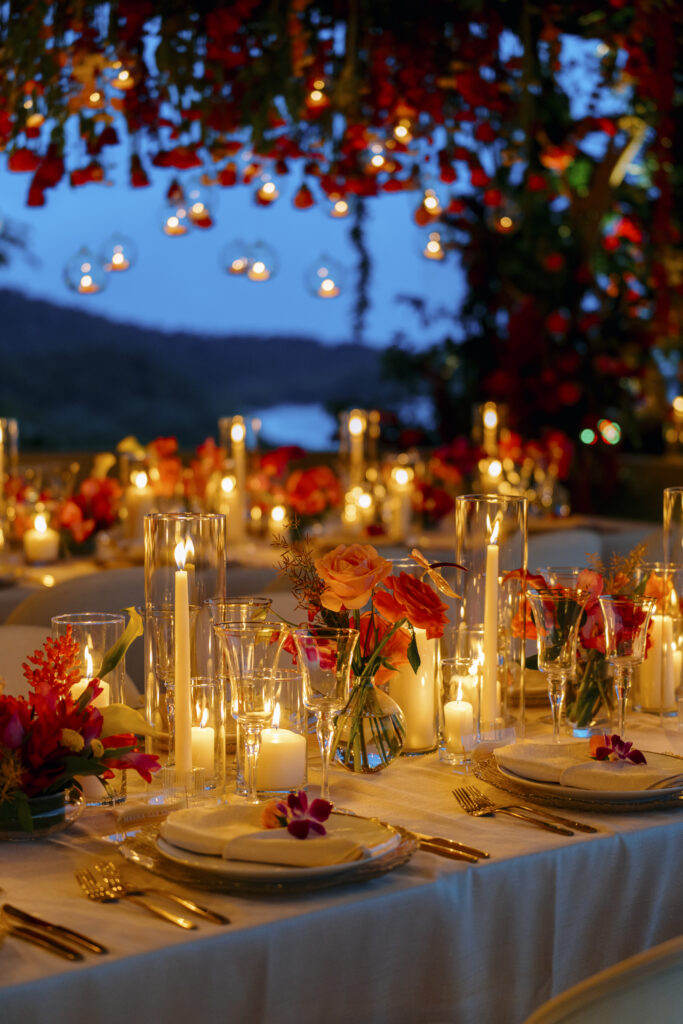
xmin=292 ymin=627 xmax=359 ymax=804
xmin=598 ymin=595 xmax=656 ymax=736
xmin=213 ymin=621 xmax=287 ymax=804
xmin=527 ymin=588 xmax=590 ymax=743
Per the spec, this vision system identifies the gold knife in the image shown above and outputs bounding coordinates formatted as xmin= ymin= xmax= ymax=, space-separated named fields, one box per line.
xmin=417 ymin=839 xmax=479 ymax=863
xmin=3 ymin=904 xmax=108 ymax=954
xmin=408 ymin=831 xmax=490 ymax=860
xmin=7 ymin=924 xmax=85 ymax=961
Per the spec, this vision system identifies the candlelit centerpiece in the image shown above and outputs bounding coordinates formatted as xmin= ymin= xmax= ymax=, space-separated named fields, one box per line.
xmin=278 ymin=538 xmax=455 ymax=773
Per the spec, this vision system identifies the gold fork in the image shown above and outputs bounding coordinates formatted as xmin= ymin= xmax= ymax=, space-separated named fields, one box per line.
xmin=91 ymin=861 xmax=229 ymax=924
xmin=453 ymin=787 xmax=574 ymax=835
xmin=75 ymin=868 xmax=196 ymax=929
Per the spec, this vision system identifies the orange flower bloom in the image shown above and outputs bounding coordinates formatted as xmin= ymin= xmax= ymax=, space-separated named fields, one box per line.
xmin=375 ymin=572 xmax=449 ymax=640
xmin=358 ymin=613 xmax=411 ymax=686
xmin=314 ymin=544 xmax=392 ymax=612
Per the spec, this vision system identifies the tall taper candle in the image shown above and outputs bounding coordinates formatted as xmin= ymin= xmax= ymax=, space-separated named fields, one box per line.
xmin=174 ymin=538 xmax=193 ymax=778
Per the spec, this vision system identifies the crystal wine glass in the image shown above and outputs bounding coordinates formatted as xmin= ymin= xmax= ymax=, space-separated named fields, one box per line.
xmin=292 ymin=627 xmax=359 ymax=804
xmin=598 ymin=595 xmax=656 ymax=736
xmin=213 ymin=621 xmax=287 ymax=804
xmin=527 ymin=588 xmax=590 ymax=743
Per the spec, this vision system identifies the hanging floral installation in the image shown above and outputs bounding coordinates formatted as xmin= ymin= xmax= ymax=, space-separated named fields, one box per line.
xmin=0 ymin=1 xmax=682 ymax=467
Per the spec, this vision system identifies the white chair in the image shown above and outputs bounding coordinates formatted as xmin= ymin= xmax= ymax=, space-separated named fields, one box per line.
xmin=524 ymin=934 xmax=683 ymax=1024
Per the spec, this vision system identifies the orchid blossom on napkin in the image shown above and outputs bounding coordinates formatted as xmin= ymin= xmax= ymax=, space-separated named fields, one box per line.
xmin=261 ymin=790 xmax=332 ymax=839
xmin=589 ymin=734 xmax=647 ymax=764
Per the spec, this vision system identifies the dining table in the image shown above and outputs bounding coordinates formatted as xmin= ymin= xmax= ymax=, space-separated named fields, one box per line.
xmin=1 ymin=709 xmax=682 ymax=1024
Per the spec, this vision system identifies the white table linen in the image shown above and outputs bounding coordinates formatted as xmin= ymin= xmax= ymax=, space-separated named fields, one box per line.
xmin=1 ymin=714 xmax=682 ymax=1024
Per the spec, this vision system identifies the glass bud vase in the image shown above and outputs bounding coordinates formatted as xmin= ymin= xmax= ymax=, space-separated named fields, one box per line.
xmin=333 ymin=677 xmax=406 ymax=773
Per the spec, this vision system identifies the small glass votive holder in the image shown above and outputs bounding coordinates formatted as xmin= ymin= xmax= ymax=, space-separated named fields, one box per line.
xmin=439 ymin=656 xmax=480 ymax=767
xmin=51 ymin=611 xmax=127 ymax=806
xmin=190 ymin=677 xmax=226 ymax=792
xmin=235 ymin=668 xmax=307 ymax=798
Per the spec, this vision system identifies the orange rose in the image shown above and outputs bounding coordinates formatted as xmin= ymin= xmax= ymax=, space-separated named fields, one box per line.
xmin=358 ymin=613 xmax=411 ymax=686
xmin=376 ymin=572 xmax=448 ymax=640
xmin=314 ymin=544 xmax=392 ymax=612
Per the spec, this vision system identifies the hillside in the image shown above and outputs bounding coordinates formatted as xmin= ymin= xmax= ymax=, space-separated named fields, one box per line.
xmin=0 ymin=288 xmax=398 ymax=449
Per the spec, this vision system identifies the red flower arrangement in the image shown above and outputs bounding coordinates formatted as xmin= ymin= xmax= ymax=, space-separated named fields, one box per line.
xmin=0 ymin=629 xmax=160 ymax=831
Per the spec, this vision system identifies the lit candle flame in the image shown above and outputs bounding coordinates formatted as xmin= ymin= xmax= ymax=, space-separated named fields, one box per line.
xmin=34 ymin=514 xmax=47 ymax=535
xmin=84 ymin=647 xmax=93 ymax=680
xmin=272 ymin=702 xmax=280 ymax=729
xmin=488 ymin=514 xmax=501 ymax=545
xmin=133 ymin=470 xmax=148 ymax=489
xmin=174 ymin=537 xmax=194 ymax=570
xmin=197 ymin=706 xmax=209 ymax=729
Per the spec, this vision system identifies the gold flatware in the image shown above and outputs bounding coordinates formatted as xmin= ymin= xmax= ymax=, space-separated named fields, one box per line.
xmin=492 ymin=804 xmax=598 ymax=834
xmin=334 ymin=808 xmax=489 ymax=862
xmin=2 ymin=903 xmax=108 ymax=954
xmin=6 ymin=924 xmax=84 ymax=961
xmin=453 ymin=787 xmax=574 ymax=836
xmin=75 ymin=869 xmax=196 ymax=930
xmin=91 ymin=861 xmax=229 ymax=925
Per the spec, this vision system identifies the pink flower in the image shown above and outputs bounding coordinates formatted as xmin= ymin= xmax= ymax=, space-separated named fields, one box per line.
xmin=260 ymin=790 xmax=332 ymax=839
xmin=589 ymin=734 xmax=646 ymax=764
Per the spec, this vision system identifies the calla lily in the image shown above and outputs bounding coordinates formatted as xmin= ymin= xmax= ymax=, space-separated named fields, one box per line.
xmin=100 ymin=703 xmax=166 ymax=740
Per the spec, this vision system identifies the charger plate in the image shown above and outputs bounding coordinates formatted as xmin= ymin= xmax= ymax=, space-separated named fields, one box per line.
xmin=472 ymin=748 xmax=683 ymax=813
xmin=121 ymin=819 xmax=417 ymax=896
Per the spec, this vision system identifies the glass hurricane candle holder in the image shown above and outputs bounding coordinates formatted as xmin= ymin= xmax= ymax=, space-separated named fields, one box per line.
xmin=51 ymin=612 xmax=127 ymax=805
xmin=189 ymin=677 xmax=225 ymax=791
xmin=664 ymin=487 xmax=683 ymax=566
xmin=598 ymin=595 xmax=657 ymax=737
xmin=526 ymin=589 xmax=589 ymax=743
xmin=455 ymin=495 xmax=528 ymax=735
xmin=386 ymin=558 xmax=439 ymax=754
xmin=144 ymin=512 xmax=226 ymax=780
xmin=632 ymin=563 xmax=681 ymax=716
xmin=440 ymin=654 xmax=480 ymax=767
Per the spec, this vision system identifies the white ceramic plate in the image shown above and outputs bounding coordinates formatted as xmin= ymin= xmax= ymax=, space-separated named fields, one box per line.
xmin=496 ymin=750 xmax=683 ymax=804
xmin=155 ymin=813 xmax=401 ymax=881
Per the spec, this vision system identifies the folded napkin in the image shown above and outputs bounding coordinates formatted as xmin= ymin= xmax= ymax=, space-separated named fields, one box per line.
xmin=494 ymin=740 xmax=683 ymax=792
xmin=160 ymin=805 xmax=261 ymax=855
xmin=160 ymin=805 xmax=367 ymax=868
xmin=560 ymin=759 xmax=683 ymax=792
xmin=222 ymin=831 xmax=364 ymax=868
xmin=494 ymin=740 xmax=588 ymax=783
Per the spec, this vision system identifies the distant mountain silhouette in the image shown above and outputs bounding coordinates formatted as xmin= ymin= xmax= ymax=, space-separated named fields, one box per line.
xmin=0 ymin=287 xmax=399 ymax=450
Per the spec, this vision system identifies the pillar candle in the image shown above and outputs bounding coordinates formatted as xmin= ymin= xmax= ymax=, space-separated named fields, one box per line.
xmin=444 ymin=700 xmax=474 ymax=754
xmin=482 ymin=526 xmax=500 ymax=725
xmin=639 ymin=613 xmax=674 ymax=710
xmin=174 ymin=539 xmax=193 ymax=779
xmin=388 ymin=629 xmax=438 ymax=751
xmin=23 ymin=514 xmax=59 ymax=564
xmin=124 ymin=471 xmax=155 ymax=541
xmin=191 ymin=724 xmax=215 ymax=773
xmin=256 ymin=726 xmax=307 ymax=791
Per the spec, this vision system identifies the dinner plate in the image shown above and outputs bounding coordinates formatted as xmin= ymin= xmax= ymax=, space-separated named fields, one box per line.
xmin=473 ymin=748 xmax=683 ymax=813
xmin=495 ymin=750 xmax=683 ymax=803
xmin=155 ymin=813 xmax=402 ymax=882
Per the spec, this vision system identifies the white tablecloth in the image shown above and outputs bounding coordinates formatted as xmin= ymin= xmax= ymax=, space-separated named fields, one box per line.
xmin=1 ymin=713 xmax=682 ymax=1024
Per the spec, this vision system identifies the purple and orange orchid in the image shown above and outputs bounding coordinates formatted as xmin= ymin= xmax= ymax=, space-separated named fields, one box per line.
xmin=261 ymin=790 xmax=333 ymax=839
xmin=589 ymin=734 xmax=647 ymax=765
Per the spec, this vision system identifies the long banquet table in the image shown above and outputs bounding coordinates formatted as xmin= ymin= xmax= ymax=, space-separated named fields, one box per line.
xmin=1 ymin=712 xmax=682 ymax=1024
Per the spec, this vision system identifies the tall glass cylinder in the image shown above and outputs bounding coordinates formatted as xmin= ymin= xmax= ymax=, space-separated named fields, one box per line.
xmin=455 ymin=495 xmax=528 ymax=732
xmin=386 ymin=557 xmax=439 ymax=754
xmin=633 ymin=562 xmax=680 ymax=717
xmin=664 ymin=487 xmax=683 ymax=566
xmin=144 ymin=512 xmax=226 ymax=774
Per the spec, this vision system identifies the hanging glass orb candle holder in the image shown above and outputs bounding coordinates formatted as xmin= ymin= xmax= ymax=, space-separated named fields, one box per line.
xmin=63 ymin=247 xmax=107 ymax=295
xmin=485 ymin=196 xmax=522 ymax=235
xmin=306 ymin=254 xmax=345 ymax=298
xmin=186 ymin=178 xmax=217 ymax=228
xmin=160 ymin=203 xmax=191 ymax=237
xmin=329 ymin=195 xmax=350 ymax=218
xmin=246 ymin=242 xmax=278 ymax=283
xmin=99 ymin=234 xmax=137 ymax=272
xmin=254 ymin=176 xmax=280 ymax=206
xmin=220 ymin=239 xmax=250 ymax=277
xmin=421 ymin=230 xmax=446 ymax=261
